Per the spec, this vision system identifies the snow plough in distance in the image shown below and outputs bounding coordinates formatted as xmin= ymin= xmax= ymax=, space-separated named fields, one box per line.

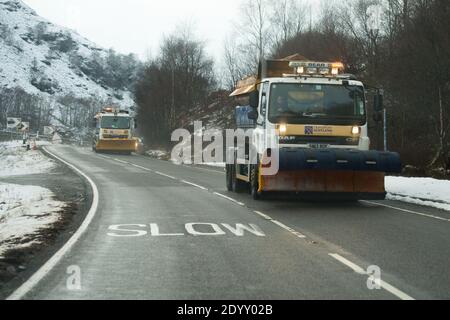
xmin=226 ymin=54 xmax=401 ymax=200
xmin=93 ymin=107 xmax=138 ymax=154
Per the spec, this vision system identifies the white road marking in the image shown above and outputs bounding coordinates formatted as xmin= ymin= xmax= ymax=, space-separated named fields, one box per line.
xmin=108 ymin=224 xmax=148 ymax=237
xmin=154 ymin=171 xmax=177 ymax=180
xmin=271 ymin=220 xmax=306 ymax=238
xmin=107 ymin=223 xmax=265 ymax=237
xmin=254 ymin=210 xmax=273 ymax=220
xmin=329 ymin=253 xmax=415 ymax=300
xmin=96 ymin=154 xmax=111 ymax=160
xmin=150 ymin=223 xmax=184 ymax=236
xmin=221 ymin=223 xmax=266 ymax=237
xmin=182 ymin=164 xmax=225 ymax=175
xmin=129 ymin=163 xmax=153 ymax=172
xmin=213 ymin=192 xmax=245 ymax=206
xmin=110 ymin=157 xmax=309 ymax=241
xmin=181 ymin=180 xmax=208 ymax=191
xmin=329 ymin=253 xmax=366 ymax=274
xmin=7 ymin=147 xmax=100 ymax=300
xmin=114 ymin=158 xmax=129 ymax=164
xmin=185 ymin=223 xmax=227 ymax=236
xmin=254 ymin=211 xmax=306 ymax=239
xmin=362 ymin=200 xmax=450 ymax=223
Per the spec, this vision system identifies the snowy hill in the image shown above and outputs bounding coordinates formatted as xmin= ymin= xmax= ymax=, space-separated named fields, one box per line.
xmin=0 ymin=0 xmax=137 ymax=111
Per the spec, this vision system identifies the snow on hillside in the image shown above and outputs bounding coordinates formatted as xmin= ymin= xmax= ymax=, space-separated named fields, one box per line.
xmin=0 ymin=0 xmax=134 ymax=108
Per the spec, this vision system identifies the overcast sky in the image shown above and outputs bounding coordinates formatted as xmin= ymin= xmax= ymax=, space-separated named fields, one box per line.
xmin=22 ymin=0 xmax=321 ymax=62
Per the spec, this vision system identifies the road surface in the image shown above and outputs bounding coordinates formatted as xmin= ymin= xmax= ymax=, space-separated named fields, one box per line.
xmin=13 ymin=145 xmax=450 ymax=299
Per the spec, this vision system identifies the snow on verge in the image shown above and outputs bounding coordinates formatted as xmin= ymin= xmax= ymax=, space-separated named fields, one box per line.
xmin=0 ymin=183 xmax=66 ymax=257
xmin=0 ymin=140 xmax=56 ymax=177
xmin=386 ymin=176 xmax=450 ymax=211
xmin=146 ymin=149 xmax=170 ymax=160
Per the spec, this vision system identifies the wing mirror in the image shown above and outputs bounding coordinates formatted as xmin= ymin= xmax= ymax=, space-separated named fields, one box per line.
xmin=249 ymin=90 xmax=259 ymax=109
xmin=374 ymin=93 xmax=383 ymax=113
xmin=247 ymin=109 xmax=258 ymax=120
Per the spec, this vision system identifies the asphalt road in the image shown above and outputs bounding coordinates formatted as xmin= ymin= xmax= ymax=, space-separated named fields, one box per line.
xmin=15 ymin=145 xmax=450 ymax=299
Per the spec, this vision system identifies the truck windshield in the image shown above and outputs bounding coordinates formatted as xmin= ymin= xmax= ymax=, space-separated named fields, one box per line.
xmin=268 ymin=83 xmax=366 ymax=125
xmin=101 ymin=117 xmax=131 ymax=129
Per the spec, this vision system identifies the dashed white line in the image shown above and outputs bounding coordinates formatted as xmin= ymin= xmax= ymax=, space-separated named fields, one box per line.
xmin=114 ymin=158 xmax=129 ymax=164
xmin=254 ymin=211 xmax=306 ymax=239
xmin=154 ymin=171 xmax=177 ymax=180
xmin=329 ymin=253 xmax=366 ymax=274
xmin=213 ymin=192 xmax=245 ymax=206
xmin=182 ymin=164 xmax=225 ymax=174
xmin=129 ymin=163 xmax=153 ymax=172
xmin=362 ymin=200 xmax=450 ymax=223
xmin=329 ymin=253 xmax=415 ymax=300
xmin=96 ymin=154 xmax=111 ymax=160
xmin=271 ymin=220 xmax=306 ymax=238
xmin=254 ymin=210 xmax=273 ymax=220
xmin=7 ymin=147 xmax=100 ymax=300
xmin=181 ymin=180 xmax=208 ymax=191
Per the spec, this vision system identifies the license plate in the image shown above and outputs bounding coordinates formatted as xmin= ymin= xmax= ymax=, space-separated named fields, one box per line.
xmin=309 ymin=143 xmax=329 ymax=149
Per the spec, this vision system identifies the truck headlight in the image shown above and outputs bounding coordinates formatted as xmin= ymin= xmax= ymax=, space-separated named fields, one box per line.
xmin=279 ymin=124 xmax=287 ymax=135
xmin=352 ymin=126 xmax=361 ymax=135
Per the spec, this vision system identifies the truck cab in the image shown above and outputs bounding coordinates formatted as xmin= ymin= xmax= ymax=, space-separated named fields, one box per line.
xmin=251 ymin=75 xmax=370 ymax=153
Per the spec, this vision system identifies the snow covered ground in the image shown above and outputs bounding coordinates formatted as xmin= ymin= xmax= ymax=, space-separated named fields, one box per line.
xmin=0 ymin=140 xmax=55 ymax=177
xmin=0 ymin=183 xmax=66 ymax=256
xmin=0 ymin=140 xmax=66 ymax=257
xmin=386 ymin=176 xmax=450 ymax=211
xmin=146 ymin=149 xmax=170 ymax=160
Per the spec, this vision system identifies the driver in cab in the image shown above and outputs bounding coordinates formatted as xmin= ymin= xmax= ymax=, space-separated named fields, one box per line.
xmin=274 ymin=95 xmax=289 ymax=114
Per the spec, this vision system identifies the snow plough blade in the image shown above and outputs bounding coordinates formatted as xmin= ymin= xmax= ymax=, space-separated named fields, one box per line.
xmin=96 ymin=140 xmax=136 ymax=152
xmin=259 ymin=149 xmax=401 ymax=200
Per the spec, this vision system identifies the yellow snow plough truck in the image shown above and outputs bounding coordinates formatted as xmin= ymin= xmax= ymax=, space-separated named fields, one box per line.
xmin=93 ymin=107 xmax=138 ymax=154
xmin=226 ymin=55 xmax=401 ymax=200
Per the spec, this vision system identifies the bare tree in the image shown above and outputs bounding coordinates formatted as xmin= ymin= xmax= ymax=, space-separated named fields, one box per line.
xmin=269 ymin=0 xmax=306 ymax=52
xmin=234 ymin=0 xmax=273 ymax=67
xmin=222 ymin=35 xmax=253 ymax=90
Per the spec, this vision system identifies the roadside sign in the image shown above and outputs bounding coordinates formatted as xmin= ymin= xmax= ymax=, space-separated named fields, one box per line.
xmin=44 ymin=126 xmax=55 ymax=135
xmin=7 ymin=117 xmax=21 ymax=129
xmin=18 ymin=122 xmax=29 ymax=132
